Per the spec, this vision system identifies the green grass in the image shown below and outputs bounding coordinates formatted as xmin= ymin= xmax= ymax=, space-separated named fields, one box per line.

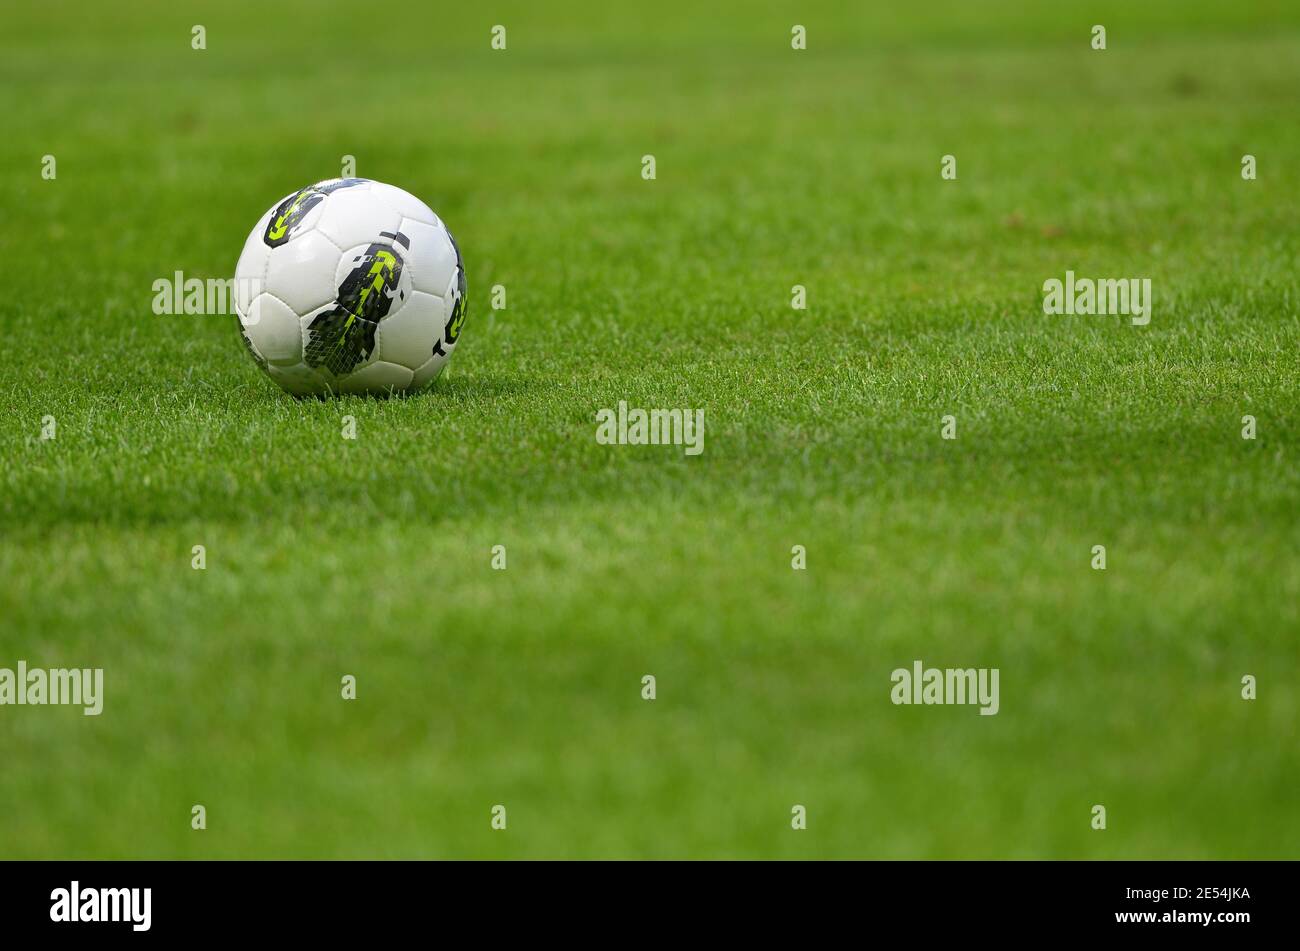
xmin=1 ymin=0 xmax=1298 ymax=858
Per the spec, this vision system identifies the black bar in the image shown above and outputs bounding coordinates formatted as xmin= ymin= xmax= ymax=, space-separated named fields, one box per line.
xmin=0 ymin=860 xmax=1283 ymax=938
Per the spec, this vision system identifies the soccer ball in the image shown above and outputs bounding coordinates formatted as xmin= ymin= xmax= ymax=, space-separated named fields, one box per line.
xmin=233 ymin=178 xmax=466 ymax=396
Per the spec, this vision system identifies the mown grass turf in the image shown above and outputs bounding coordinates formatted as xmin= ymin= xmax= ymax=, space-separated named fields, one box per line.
xmin=1 ymin=0 xmax=1297 ymax=858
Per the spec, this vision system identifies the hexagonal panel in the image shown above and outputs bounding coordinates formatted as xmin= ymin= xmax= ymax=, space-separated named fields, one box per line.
xmin=377 ymin=289 xmax=446 ymax=370
xmin=267 ymin=362 xmax=329 ymax=397
xmin=242 ymin=190 xmax=291 ymax=251
xmin=333 ymin=241 xmax=414 ymax=324
xmin=369 ymin=181 xmax=440 ymax=226
xmin=438 ymin=264 xmax=467 ymax=353
xmin=243 ymin=292 xmax=304 ymax=366
xmin=399 ymin=218 xmax=458 ymax=297
xmin=336 ymin=360 xmax=413 ymax=394
xmin=412 ymin=350 xmax=451 ymax=389
xmin=234 ymin=238 xmax=269 ymax=314
xmin=314 ymin=188 xmax=403 ymax=252
xmin=263 ymin=230 xmax=341 ymax=317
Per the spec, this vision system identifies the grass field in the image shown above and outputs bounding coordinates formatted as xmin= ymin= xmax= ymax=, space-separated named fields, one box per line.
xmin=1 ymin=0 xmax=1298 ymax=858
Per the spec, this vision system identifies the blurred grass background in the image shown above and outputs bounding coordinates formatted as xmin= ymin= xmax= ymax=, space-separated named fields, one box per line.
xmin=0 ymin=1 xmax=1297 ymax=857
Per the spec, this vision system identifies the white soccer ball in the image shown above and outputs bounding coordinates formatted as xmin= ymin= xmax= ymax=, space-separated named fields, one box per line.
xmin=233 ymin=178 xmax=466 ymax=396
